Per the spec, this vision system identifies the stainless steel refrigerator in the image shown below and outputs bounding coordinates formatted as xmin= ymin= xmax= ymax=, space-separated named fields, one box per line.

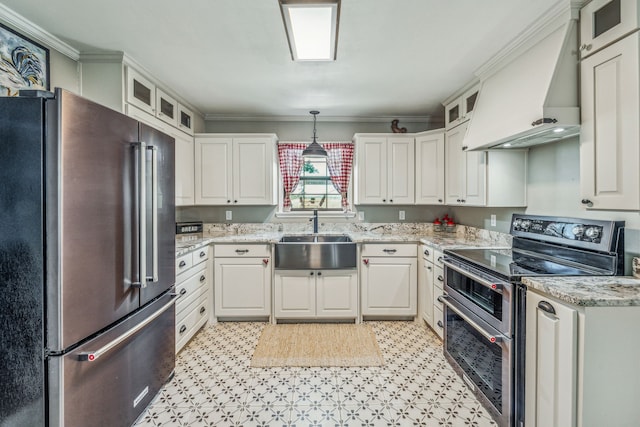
xmin=0 ymin=88 xmax=177 ymax=426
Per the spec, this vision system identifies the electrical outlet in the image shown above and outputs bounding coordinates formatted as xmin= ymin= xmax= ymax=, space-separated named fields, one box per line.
xmin=358 ymin=211 xmax=365 ymax=221
xmin=490 ymin=214 xmax=496 ymax=227
xmin=226 ymin=210 xmax=232 ymax=221
xmin=399 ymin=210 xmax=405 ymax=220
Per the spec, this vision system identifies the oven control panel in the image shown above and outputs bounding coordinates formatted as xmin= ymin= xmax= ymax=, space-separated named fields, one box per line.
xmin=512 ymin=217 xmax=603 ymax=243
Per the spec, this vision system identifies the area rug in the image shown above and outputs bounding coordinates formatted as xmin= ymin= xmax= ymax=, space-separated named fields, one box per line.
xmin=251 ymin=323 xmax=385 ymax=367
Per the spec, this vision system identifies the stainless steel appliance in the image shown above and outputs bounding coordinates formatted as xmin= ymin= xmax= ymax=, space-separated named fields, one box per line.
xmin=0 ymin=89 xmax=177 ymax=426
xmin=441 ymin=214 xmax=624 ymax=427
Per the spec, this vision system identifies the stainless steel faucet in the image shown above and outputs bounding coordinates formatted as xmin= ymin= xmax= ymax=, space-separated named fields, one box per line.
xmin=310 ymin=209 xmax=319 ymax=233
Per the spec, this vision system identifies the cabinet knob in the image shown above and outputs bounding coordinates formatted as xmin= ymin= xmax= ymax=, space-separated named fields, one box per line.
xmin=179 ymin=260 xmax=186 ymax=267
xmin=581 ymin=199 xmax=593 ymax=207
xmin=310 ymin=271 xmax=314 ymax=275
xmin=389 ymin=199 xmax=393 ymax=203
xmin=382 ymin=199 xmax=386 ymax=202
xmin=579 ymin=43 xmax=592 ymax=52
xmin=317 ymin=271 xmax=322 ymax=276
xmin=462 ymin=146 xmax=468 ymax=151
xmin=234 ymin=200 xmax=238 ymax=203
xmin=199 ymin=306 xmax=206 ymax=315
xmin=227 ymin=200 xmax=231 ymax=203
xmin=438 ymin=199 xmax=443 ymax=203
xmin=456 ymin=199 xmax=461 ymax=202
xmin=427 ymin=266 xmax=432 ymax=271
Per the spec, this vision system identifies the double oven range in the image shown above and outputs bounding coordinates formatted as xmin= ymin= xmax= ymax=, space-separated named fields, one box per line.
xmin=440 ymin=215 xmax=624 ymax=427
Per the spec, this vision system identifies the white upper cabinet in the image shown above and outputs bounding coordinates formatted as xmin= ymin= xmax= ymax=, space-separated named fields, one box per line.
xmin=415 ymin=130 xmax=445 ymax=205
xmin=126 ymin=67 xmax=156 ymax=115
xmin=445 ymin=122 xmax=486 ymax=206
xmin=445 ymin=121 xmax=527 ymax=207
xmin=354 ymin=134 xmax=415 ymax=205
xmin=177 ymin=104 xmax=195 ymax=135
xmin=580 ymin=32 xmax=640 ymax=210
xmin=580 ymin=0 xmax=639 ymax=59
xmin=175 ymin=132 xmax=195 ymax=206
xmin=195 ymin=134 xmax=277 ymax=205
xmin=444 ymin=84 xmax=479 ymax=130
xmin=155 ymin=88 xmax=178 ymax=127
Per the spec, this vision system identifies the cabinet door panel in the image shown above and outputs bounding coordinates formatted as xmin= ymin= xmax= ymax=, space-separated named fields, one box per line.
xmin=580 ymin=34 xmax=640 ymax=210
xmin=445 ymin=124 xmax=467 ymax=205
xmin=274 ymin=271 xmax=315 ymax=318
xmin=415 ymin=132 xmax=445 ymax=205
xmin=195 ymin=137 xmax=232 ymax=204
xmin=214 ymin=258 xmax=270 ymax=316
xmin=356 ymin=137 xmax=387 ymax=204
xmin=175 ymin=134 xmax=194 ymax=206
xmin=463 ymin=150 xmax=486 ymax=206
xmin=361 ymin=258 xmax=417 ymax=316
xmin=316 ymin=270 xmax=357 ymax=318
xmin=387 ymin=137 xmax=415 ymax=204
xmin=525 ymin=291 xmax=577 ymax=427
xmin=233 ymin=138 xmax=273 ymax=204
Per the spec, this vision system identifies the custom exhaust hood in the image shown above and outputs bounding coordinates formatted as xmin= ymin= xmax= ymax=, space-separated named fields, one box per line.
xmin=464 ymin=5 xmax=580 ymax=150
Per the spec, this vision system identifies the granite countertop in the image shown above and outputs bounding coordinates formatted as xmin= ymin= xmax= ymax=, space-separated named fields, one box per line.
xmin=175 ymin=230 xmax=507 ymax=256
xmin=523 ymin=276 xmax=640 ymax=307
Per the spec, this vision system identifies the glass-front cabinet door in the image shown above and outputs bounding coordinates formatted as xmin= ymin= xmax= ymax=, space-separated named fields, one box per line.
xmin=126 ymin=67 xmax=156 ymax=115
xmin=156 ymin=88 xmax=178 ymax=127
xmin=580 ymin=0 xmax=638 ymax=58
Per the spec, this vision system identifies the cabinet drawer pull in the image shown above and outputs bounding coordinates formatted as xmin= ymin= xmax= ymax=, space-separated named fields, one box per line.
xmin=383 ymin=249 xmax=397 ymax=254
xmin=178 ymin=260 xmax=187 ymax=268
xmin=437 ymin=256 xmax=443 ymax=263
xmin=199 ymin=306 xmax=206 ymax=315
xmin=199 ymin=251 xmax=206 ymax=258
xmin=579 ymin=43 xmax=592 ymax=52
xmin=200 ymin=275 xmax=206 ymax=282
xmin=437 ymin=320 xmax=444 ymax=329
xmin=423 ymin=249 xmax=430 ymax=256
xmin=235 ymin=249 xmax=249 ymax=254
xmin=427 ymin=266 xmax=432 ymax=271
xmin=581 ymin=199 xmax=593 ymax=207
xmin=179 ymin=288 xmax=187 ymax=297
xmin=179 ymin=325 xmax=187 ymax=334
xmin=537 ymin=301 xmax=556 ymax=315
xmin=437 ymin=275 xmax=444 ymax=282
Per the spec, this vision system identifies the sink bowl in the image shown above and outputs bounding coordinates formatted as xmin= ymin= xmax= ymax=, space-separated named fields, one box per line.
xmin=275 ymin=235 xmax=356 ymax=269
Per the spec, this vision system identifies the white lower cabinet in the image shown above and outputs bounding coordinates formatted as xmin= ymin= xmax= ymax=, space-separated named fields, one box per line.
xmin=526 ymin=289 xmax=640 ymax=427
xmin=419 ymin=245 xmax=444 ymax=338
xmin=214 ymin=244 xmax=271 ymax=318
xmin=175 ymin=246 xmax=210 ymax=353
xmin=360 ymin=244 xmax=417 ymax=317
xmin=274 ymin=270 xmax=358 ymax=320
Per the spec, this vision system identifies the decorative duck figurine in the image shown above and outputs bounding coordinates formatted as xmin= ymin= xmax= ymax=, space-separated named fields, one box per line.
xmin=391 ymin=119 xmax=407 ymax=133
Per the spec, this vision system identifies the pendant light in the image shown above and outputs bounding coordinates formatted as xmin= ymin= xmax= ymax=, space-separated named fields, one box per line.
xmin=302 ymin=110 xmax=328 ymax=157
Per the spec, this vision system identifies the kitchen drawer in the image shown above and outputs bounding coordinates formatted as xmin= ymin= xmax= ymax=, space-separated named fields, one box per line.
xmin=433 ymin=250 xmax=444 ymax=268
xmin=214 ymin=244 xmax=270 ymax=257
xmin=176 ymin=270 xmax=208 ymax=316
xmin=433 ymin=305 xmax=444 ymax=339
xmin=176 ymin=292 xmax=208 ymax=352
xmin=192 ymin=246 xmax=209 ymax=266
xmin=177 ymin=285 xmax=208 ymax=321
xmin=361 ymin=243 xmax=417 ymax=257
xmin=176 ymin=252 xmax=193 ymax=274
xmin=434 ymin=266 xmax=444 ymax=291
xmin=420 ymin=245 xmax=434 ymax=263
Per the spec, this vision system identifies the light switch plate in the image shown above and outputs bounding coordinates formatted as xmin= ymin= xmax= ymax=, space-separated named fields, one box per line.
xmin=226 ymin=210 xmax=232 ymax=220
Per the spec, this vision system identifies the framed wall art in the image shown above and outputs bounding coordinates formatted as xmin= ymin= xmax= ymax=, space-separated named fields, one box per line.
xmin=0 ymin=23 xmax=50 ymax=96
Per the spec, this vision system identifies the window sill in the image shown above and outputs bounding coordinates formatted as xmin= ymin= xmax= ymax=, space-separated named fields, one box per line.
xmin=275 ymin=211 xmax=356 ymax=219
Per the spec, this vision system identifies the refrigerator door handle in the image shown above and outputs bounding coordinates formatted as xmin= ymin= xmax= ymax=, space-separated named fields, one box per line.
xmin=132 ymin=141 xmax=147 ymax=288
xmin=77 ymin=293 xmax=177 ymax=362
xmin=147 ymin=145 xmax=159 ymax=283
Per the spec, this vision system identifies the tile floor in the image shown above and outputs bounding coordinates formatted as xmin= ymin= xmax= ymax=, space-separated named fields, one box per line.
xmin=134 ymin=321 xmax=497 ymax=426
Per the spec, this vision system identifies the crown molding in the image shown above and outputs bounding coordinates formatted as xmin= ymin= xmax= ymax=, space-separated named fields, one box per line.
xmin=473 ymin=0 xmax=579 ymax=80
xmin=204 ymin=114 xmax=431 ymax=123
xmin=0 ymin=4 xmax=80 ymax=60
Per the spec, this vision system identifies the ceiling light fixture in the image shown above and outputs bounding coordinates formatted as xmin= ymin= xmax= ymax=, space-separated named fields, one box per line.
xmin=278 ymin=0 xmax=340 ymax=61
xmin=302 ymin=110 xmax=328 ymax=157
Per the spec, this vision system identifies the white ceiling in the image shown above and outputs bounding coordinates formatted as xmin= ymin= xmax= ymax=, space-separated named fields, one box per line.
xmin=0 ymin=0 xmax=562 ymax=120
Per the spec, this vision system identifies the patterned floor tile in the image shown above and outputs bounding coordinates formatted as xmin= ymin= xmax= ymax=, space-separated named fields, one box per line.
xmin=133 ymin=321 xmax=501 ymax=427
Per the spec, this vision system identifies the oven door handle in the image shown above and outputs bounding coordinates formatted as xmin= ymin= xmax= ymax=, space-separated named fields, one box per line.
xmin=442 ymin=259 xmax=504 ymax=294
xmin=438 ymin=294 xmax=505 ymax=344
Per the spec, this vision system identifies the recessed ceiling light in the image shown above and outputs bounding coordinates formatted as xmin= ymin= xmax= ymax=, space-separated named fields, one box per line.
xmin=279 ymin=0 xmax=340 ymax=61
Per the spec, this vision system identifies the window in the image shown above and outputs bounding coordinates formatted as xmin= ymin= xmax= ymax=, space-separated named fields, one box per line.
xmin=291 ymin=157 xmax=342 ymax=210
xmin=278 ymin=142 xmax=354 ymax=213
